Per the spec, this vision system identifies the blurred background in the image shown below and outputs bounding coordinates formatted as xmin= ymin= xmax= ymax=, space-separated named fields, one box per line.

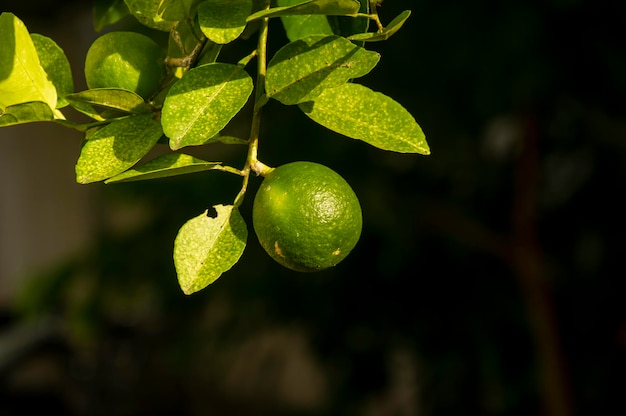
xmin=1 ymin=0 xmax=625 ymax=415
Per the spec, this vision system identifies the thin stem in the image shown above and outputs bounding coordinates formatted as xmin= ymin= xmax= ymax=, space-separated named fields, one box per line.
xmin=234 ymin=0 xmax=273 ymax=208
xmin=213 ymin=165 xmax=245 ymax=176
xmin=356 ymin=13 xmax=384 ymax=31
xmin=238 ymin=49 xmax=258 ymax=68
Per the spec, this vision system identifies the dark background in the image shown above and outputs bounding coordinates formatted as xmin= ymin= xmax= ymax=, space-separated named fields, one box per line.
xmin=1 ymin=0 xmax=625 ymax=415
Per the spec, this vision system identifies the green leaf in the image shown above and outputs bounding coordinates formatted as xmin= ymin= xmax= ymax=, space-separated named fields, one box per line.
xmin=66 ymin=88 xmax=150 ymax=114
xmin=299 ymin=83 xmax=429 ymax=154
xmin=328 ymin=0 xmax=368 ymax=38
xmin=266 ymin=35 xmax=379 ymax=105
xmin=105 ymin=153 xmax=221 ymax=183
xmin=347 ymin=10 xmax=411 ymax=42
xmin=75 ymin=113 xmax=163 ymax=183
xmin=67 ymin=101 xmax=106 ymax=122
xmin=247 ymin=0 xmax=360 ymax=21
xmin=0 ymin=13 xmax=57 ymax=111
xmin=174 ymin=205 xmax=248 ymax=294
xmin=0 ymin=101 xmax=55 ymax=127
xmin=161 ymin=63 xmax=253 ymax=150
xmin=276 ymin=0 xmax=333 ymax=41
xmin=93 ymin=0 xmax=130 ymax=32
xmin=123 ymin=0 xmax=177 ymax=31
xmin=280 ymin=14 xmax=333 ymax=41
xmin=196 ymin=42 xmax=223 ymax=66
xmin=160 ymin=0 xmax=201 ymax=21
xmin=198 ymin=0 xmax=252 ymax=44
xmin=31 ymin=34 xmax=74 ymax=109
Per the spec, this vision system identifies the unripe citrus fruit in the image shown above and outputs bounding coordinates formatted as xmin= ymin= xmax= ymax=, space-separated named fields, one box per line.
xmin=253 ymin=161 xmax=362 ymax=272
xmin=84 ymin=31 xmax=165 ymax=98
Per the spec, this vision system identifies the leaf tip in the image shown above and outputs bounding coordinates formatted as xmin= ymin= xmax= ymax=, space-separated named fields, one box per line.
xmin=180 ymin=284 xmax=197 ymax=296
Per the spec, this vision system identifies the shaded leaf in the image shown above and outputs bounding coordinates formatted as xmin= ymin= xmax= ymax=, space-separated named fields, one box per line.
xmin=93 ymin=0 xmax=130 ymax=31
xmin=0 ymin=13 xmax=57 ymax=111
xmin=67 ymin=100 xmax=106 ymax=122
xmin=299 ymin=83 xmax=429 ymax=154
xmin=174 ymin=205 xmax=248 ymax=294
xmin=217 ymin=135 xmax=248 ymax=145
xmin=162 ymin=63 xmax=253 ymax=150
xmin=167 ymin=16 xmax=200 ymax=55
xmin=198 ymin=0 xmax=252 ymax=44
xmin=123 ymin=0 xmax=177 ymax=31
xmin=0 ymin=101 xmax=55 ymax=127
xmin=266 ymin=35 xmax=379 ymax=105
xmin=66 ymin=88 xmax=150 ymax=114
xmin=347 ymin=10 xmax=410 ymax=42
xmin=277 ymin=0 xmax=333 ymax=41
xmin=75 ymin=113 xmax=163 ymax=183
xmin=31 ymin=34 xmax=74 ymax=108
xmin=328 ymin=0 xmax=368 ymax=38
xmin=247 ymin=0 xmax=360 ymax=21
xmin=160 ymin=0 xmax=201 ymax=21
xmin=280 ymin=14 xmax=333 ymax=41
xmin=196 ymin=42 xmax=223 ymax=66
xmin=105 ymin=153 xmax=222 ymax=183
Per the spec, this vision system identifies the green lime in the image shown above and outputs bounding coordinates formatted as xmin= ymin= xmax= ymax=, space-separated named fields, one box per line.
xmin=84 ymin=31 xmax=165 ymax=98
xmin=252 ymin=161 xmax=362 ymax=272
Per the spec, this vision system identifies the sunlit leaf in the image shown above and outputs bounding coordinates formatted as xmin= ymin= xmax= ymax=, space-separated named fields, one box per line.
xmin=0 ymin=13 xmax=57 ymax=111
xmin=299 ymin=82 xmax=429 ymax=154
xmin=105 ymin=152 xmax=222 ymax=183
xmin=75 ymin=113 xmax=163 ymax=183
xmin=198 ymin=0 xmax=252 ymax=44
xmin=66 ymin=88 xmax=150 ymax=114
xmin=266 ymin=35 xmax=379 ymax=105
xmin=247 ymin=0 xmax=360 ymax=21
xmin=347 ymin=10 xmax=411 ymax=42
xmin=161 ymin=63 xmax=253 ymax=150
xmin=174 ymin=205 xmax=248 ymax=294
xmin=31 ymin=34 xmax=73 ymax=109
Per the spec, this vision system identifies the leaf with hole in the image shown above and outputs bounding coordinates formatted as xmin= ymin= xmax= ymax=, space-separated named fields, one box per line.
xmin=174 ymin=205 xmax=248 ymax=294
xmin=161 ymin=63 xmax=253 ymax=150
xmin=266 ymin=35 xmax=380 ymax=105
xmin=75 ymin=113 xmax=163 ymax=183
xmin=299 ymin=82 xmax=429 ymax=154
xmin=105 ymin=153 xmax=222 ymax=183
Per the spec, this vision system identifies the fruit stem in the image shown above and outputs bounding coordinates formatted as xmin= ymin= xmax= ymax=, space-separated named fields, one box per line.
xmin=234 ymin=0 xmax=272 ymax=208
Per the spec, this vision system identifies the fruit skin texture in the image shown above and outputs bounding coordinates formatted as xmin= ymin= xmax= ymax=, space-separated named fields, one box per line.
xmin=253 ymin=161 xmax=362 ymax=272
xmin=84 ymin=31 xmax=165 ymax=98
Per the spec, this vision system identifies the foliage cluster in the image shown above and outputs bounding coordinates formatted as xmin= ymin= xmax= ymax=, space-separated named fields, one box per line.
xmin=0 ymin=0 xmax=428 ymax=293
